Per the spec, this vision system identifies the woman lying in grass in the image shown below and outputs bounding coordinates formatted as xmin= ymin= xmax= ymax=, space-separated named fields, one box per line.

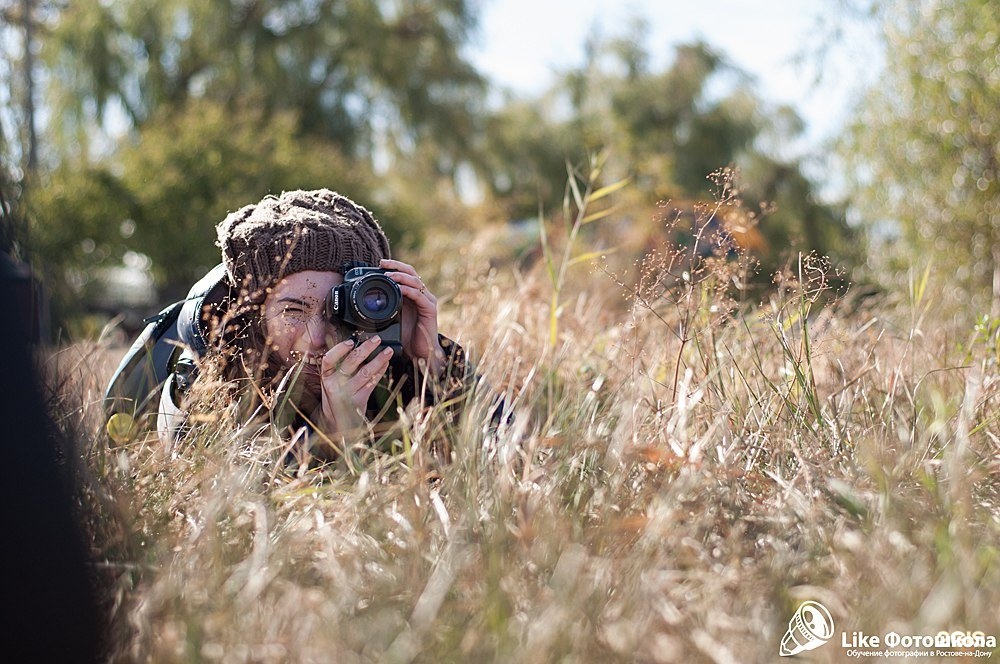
xmin=157 ymin=189 xmax=470 ymax=461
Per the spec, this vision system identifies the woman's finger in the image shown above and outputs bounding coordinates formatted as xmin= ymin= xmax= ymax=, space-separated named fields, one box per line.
xmin=397 ymin=285 xmax=437 ymax=317
xmin=385 ymin=267 xmax=435 ymax=302
xmin=346 ymin=347 xmax=394 ymax=398
xmin=320 ymin=338 xmax=360 ymax=379
xmin=384 ymin=270 xmax=427 ymax=293
xmin=379 ymin=258 xmax=418 ymax=277
xmin=329 ymin=335 xmax=383 ymax=378
xmin=317 ymin=341 xmax=393 ymax=431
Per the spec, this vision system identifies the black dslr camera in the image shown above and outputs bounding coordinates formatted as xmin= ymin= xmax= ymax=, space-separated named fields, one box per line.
xmin=325 ymin=263 xmax=403 ymax=358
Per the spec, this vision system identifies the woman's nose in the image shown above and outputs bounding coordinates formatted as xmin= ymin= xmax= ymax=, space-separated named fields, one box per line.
xmin=304 ymin=315 xmax=332 ymax=349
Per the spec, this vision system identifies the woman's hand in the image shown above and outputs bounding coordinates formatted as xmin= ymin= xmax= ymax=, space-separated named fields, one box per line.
xmin=315 ymin=336 xmax=393 ymax=435
xmin=380 ymin=258 xmax=445 ymax=376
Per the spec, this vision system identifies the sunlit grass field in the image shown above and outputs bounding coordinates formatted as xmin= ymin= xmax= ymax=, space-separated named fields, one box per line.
xmin=49 ymin=192 xmax=1000 ymax=663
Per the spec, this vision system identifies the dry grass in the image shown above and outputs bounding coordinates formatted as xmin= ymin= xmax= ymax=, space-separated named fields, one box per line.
xmin=50 ymin=201 xmax=1000 ymax=663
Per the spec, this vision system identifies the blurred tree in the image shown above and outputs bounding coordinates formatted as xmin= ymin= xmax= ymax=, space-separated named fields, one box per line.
xmin=842 ymin=0 xmax=1000 ymax=308
xmin=476 ymin=96 xmax=582 ymax=220
xmin=27 ymin=100 xmax=390 ymax=310
xmin=14 ymin=0 xmax=484 ymax=324
xmin=478 ymin=33 xmax=854 ymax=268
xmin=39 ymin=0 xmax=485 ymax=169
xmin=608 ymin=41 xmax=759 ymax=198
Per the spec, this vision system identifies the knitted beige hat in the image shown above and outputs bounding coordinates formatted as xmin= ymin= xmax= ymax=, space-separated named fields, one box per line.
xmin=217 ymin=189 xmax=391 ymax=295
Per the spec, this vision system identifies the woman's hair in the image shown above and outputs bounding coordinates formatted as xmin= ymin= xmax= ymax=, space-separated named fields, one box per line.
xmin=204 ymin=289 xmax=284 ymax=404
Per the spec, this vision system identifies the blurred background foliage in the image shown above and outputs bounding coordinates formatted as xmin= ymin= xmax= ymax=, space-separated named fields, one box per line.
xmin=0 ymin=0 xmax=997 ymax=332
xmin=841 ymin=0 xmax=1000 ymax=312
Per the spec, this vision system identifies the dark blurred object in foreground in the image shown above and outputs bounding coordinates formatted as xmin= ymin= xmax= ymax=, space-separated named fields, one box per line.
xmin=0 ymin=267 xmax=101 ymax=660
xmin=0 ymin=248 xmax=50 ymax=345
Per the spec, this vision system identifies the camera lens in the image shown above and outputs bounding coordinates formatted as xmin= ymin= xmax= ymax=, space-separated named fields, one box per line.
xmin=363 ymin=287 xmax=390 ymax=314
xmin=353 ymin=275 xmax=400 ymax=325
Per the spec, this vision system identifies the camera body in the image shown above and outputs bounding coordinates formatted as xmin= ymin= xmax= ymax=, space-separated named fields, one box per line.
xmin=325 ymin=263 xmax=403 ymax=358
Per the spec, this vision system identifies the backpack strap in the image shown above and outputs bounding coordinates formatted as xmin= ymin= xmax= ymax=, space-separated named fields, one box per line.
xmin=103 ymin=264 xmax=232 ymax=441
xmin=176 ymin=263 xmax=231 ymax=356
xmin=103 ymin=300 xmax=184 ymax=422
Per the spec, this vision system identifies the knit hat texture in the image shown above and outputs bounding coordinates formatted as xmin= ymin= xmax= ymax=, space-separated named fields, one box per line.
xmin=217 ymin=189 xmax=391 ymax=294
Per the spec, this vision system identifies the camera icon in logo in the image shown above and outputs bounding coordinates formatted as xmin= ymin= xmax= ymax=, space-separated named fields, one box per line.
xmin=780 ymin=601 xmax=835 ymax=657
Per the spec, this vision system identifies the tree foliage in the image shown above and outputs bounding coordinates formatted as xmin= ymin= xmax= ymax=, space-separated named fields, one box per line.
xmin=7 ymin=3 xmax=862 ymax=326
xmin=479 ymin=36 xmax=854 ymax=268
xmin=40 ymin=0 xmax=485 ymax=166
xmin=843 ymin=0 xmax=1000 ymax=302
xmin=27 ymin=100 xmax=388 ymax=304
xmin=15 ymin=0 xmax=483 ymax=319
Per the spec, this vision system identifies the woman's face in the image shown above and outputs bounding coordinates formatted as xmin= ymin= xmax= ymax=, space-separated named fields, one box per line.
xmin=261 ymin=270 xmax=346 ymax=375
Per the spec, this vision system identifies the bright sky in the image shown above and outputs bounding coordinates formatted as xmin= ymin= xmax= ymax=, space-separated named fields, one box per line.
xmin=468 ymin=0 xmax=884 ymax=152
